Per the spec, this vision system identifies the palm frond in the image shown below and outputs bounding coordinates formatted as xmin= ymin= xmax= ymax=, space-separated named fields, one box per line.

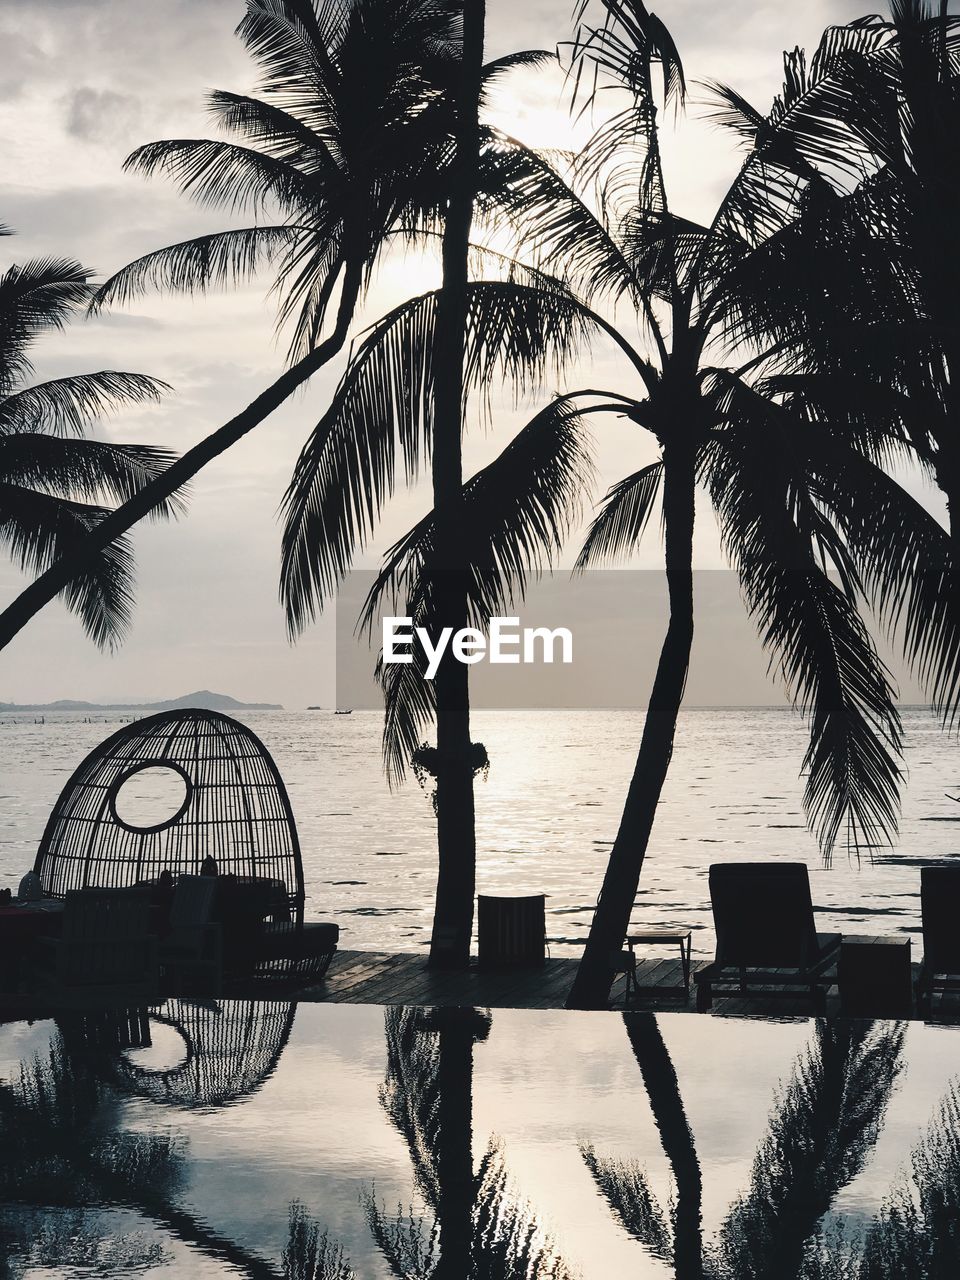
xmin=804 ymin=429 xmax=960 ymax=725
xmin=860 ymin=1080 xmax=960 ymax=1275
xmin=205 ymin=88 xmax=336 ymax=170
xmin=280 ymin=278 xmax=595 ymax=634
xmin=566 ymin=1 xmax=685 ymax=223
xmin=479 ymin=132 xmax=643 ymax=310
xmin=576 ymin=460 xmax=662 ymax=569
xmin=0 ymin=259 xmax=92 ymax=392
xmin=282 ymin=1202 xmax=355 ymax=1280
xmin=124 ymin=138 xmax=314 ymax=215
xmin=363 ymin=394 xmax=594 ymax=625
xmin=718 ymin=1021 xmax=905 ymax=1280
xmin=0 ymin=371 xmax=170 ymax=437
xmin=700 ymin=80 xmax=768 ymax=146
xmin=363 ymin=396 xmax=594 ymax=783
xmin=237 ymin=0 xmax=341 ymax=108
xmin=376 ymin=645 xmax=437 ymax=788
xmin=481 ymin=49 xmax=555 ymax=88
xmin=473 ymin=1140 xmax=576 ymax=1280
xmin=0 ymin=486 xmax=138 ymax=649
xmin=579 ymin=1142 xmax=673 ymax=1260
xmin=280 ymin=292 xmax=438 ymax=636
xmin=0 ymin=436 xmax=184 ymax=516
xmin=709 ymin=378 xmax=904 ymax=858
xmin=92 ymin=227 xmax=301 ymax=311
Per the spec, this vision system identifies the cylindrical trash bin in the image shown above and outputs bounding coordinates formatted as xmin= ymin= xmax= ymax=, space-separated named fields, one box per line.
xmin=477 ymin=894 xmax=545 ymax=968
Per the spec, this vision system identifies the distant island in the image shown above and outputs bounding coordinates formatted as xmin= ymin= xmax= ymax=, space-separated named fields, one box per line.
xmin=0 ymin=689 xmax=283 ymax=713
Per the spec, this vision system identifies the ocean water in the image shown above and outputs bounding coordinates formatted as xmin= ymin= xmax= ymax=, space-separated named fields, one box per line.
xmin=1 ymin=706 xmax=959 ymax=957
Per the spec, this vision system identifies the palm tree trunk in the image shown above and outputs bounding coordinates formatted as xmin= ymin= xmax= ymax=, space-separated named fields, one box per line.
xmin=567 ymin=442 xmax=696 ymax=1010
xmin=427 ymin=0 xmax=485 ymax=969
xmin=0 ymin=260 xmax=363 ymax=654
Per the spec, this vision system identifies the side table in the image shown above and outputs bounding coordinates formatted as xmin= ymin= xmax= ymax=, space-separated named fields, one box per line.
xmin=624 ymin=930 xmax=692 ymax=1000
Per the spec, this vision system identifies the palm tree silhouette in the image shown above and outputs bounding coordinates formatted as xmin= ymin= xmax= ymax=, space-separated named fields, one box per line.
xmin=476 ymin=0 xmax=913 ymax=1007
xmin=854 ymin=1080 xmax=960 ymax=1278
xmin=285 ymin=0 xmax=928 ymax=1006
xmin=583 ymin=1014 xmax=905 ymax=1279
xmin=0 ymin=0 xmax=466 ymax=650
xmin=702 ymin=1 xmax=960 ymax=722
xmin=0 ymin=249 xmax=176 ymax=648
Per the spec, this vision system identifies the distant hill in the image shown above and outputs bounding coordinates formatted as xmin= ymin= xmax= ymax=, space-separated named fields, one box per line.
xmin=0 ymin=689 xmax=283 ymax=713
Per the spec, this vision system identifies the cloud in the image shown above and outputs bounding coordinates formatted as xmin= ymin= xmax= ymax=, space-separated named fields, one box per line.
xmin=0 ymin=31 xmax=45 ymax=101
xmin=62 ymin=86 xmax=142 ymax=144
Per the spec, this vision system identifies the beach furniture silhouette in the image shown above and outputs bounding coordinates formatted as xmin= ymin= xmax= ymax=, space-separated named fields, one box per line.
xmin=33 ymin=709 xmax=338 ymax=985
xmin=36 ymin=887 xmax=158 ymax=1002
xmin=694 ymin=862 xmax=840 ymax=1012
xmin=917 ymin=864 xmax=960 ymax=1014
xmin=159 ymin=874 xmax=222 ymax=994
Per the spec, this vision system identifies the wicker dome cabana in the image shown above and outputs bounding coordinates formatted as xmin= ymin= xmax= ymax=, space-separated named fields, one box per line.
xmin=34 ymin=709 xmax=305 ymax=920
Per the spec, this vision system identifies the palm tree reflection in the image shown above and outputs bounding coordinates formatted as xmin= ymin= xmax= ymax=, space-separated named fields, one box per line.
xmin=854 ymin=1083 xmax=960 ymax=1279
xmin=368 ymin=1005 xmax=574 ymax=1279
xmin=582 ymin=1015 xmax=905 ymax=1279
xmin=0 ymin=1031 xmax=184 ymax=1273
xmin=0 ymin=1003 xmax=307 ymax=1279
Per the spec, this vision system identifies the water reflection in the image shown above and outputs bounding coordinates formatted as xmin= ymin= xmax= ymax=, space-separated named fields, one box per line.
xmin=584 ymin=1015 xmax=907 ymax=1278
xmin=0 ymin=1001 xmax=300 ymax=1278
xmin=2 ymin=1004 xmax=960 ymax=1277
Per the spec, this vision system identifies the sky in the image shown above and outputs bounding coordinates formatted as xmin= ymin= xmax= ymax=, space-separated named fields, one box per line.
xmin=0 ymin=0 xmax=941 ymax=709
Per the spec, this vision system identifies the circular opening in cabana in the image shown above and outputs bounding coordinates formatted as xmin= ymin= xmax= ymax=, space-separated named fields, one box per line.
xmin=109 ymin=762 xmax=192 ymax=834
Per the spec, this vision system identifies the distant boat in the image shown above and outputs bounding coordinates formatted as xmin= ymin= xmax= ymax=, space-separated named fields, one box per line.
xmin=334 ymin=709 xmax=353 ymax=715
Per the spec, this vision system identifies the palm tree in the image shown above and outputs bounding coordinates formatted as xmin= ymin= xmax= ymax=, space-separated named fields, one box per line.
xmin=695 ymin=2 xmax=960 ymax=724
xmin=854 ymin=1080 xmax=960 ymax=1278
xmin=0 ymin=0 xmax=466 ymax=652
xmin=284 ymin=0 xmax=946 ymax=1001
xmin=276 ymin=39 xmax=599 ymax=962
xmin=0 ymin=251 xmax=176 ymax=648
xmin=717 ymin=3 xmax=960 ymax=532
xmin=477 ymin=0 xmax=930 ymax=1008
xmin=582 ymin=1015 xmax=905 ymax=1279
xmin=421 ymin=0 xmax=486 ymax=967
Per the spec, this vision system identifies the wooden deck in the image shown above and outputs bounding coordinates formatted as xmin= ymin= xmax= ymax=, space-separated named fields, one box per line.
xmin=292 ymin=944 xmax=950 ymax=1019
xmin=296 ymin=948 xmax=697 ymax=1012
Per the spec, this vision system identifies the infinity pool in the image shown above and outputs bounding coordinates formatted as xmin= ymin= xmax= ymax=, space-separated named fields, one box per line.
xmin=1 ymin=1001 xmax=957 ymax=1277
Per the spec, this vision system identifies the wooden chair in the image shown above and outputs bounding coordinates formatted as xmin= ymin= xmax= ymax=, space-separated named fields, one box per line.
xmin=37 ymin=888 xmax=158 ymax=1002
xmin=917 ymin=865 xmax=960 ymax=1014
xmin=694 ymin=863 xmax=840 ymax=1012
xmin=159 ymin=875 xmax=222 ymax=995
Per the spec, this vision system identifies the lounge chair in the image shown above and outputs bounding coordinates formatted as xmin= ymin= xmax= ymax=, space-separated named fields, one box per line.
xmin=250 ymin=919 xmax=339 ymax=982
xmin=36 ymin=887 xmax=158 ymax=1003
xmin=694 ymin=863 xmax=841 ymax=1013
xmin=210 ymin=876 xmax=338 ymax=984
xmin=159 ymin=875 xmax=222 ymax=995
xmin=917 ymin=865 xmax=960 ymax=1014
